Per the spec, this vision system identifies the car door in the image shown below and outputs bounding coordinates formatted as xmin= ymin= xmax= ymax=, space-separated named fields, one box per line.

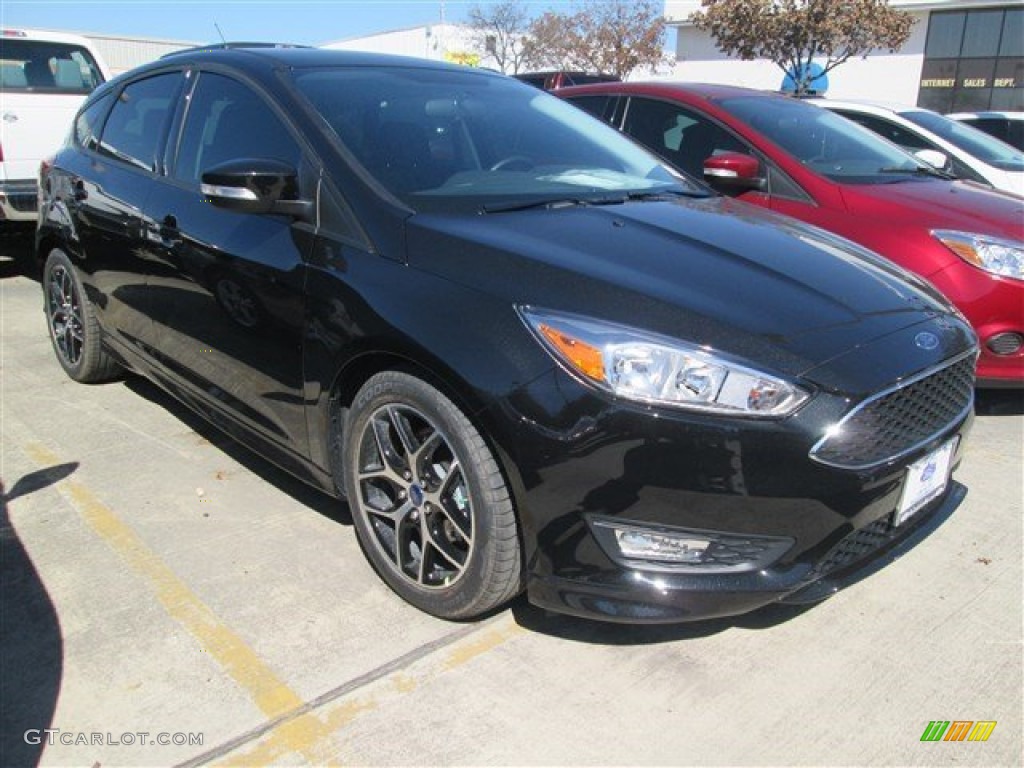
xmin=64 ymin=72 xmax=183 ymax=361
xmin=142 ymin=69 xmax=314 ymax=457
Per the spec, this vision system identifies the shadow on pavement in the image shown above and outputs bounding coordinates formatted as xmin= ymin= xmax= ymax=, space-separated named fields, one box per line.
xmin=123 ymin=370 xmax=829 ymax=644
xmin=1 ymin=462 xmax=78 ymax=767
xmin=509 ymin=593 xmax=815 ymax=644
xmin=0 ymin=229 xmax=39 ymax=282
xmin=124 ymin=376 xmax=350 ymax=526
xmin=975 ymin=388 xmax=1023 ymax=416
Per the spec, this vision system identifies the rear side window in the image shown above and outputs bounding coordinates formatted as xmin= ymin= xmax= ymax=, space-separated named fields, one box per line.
xmin=567 ymin=95 xmax=614 ymax=123
xmin=984 ymin=119 xmax=1024 ymax=150
xmin=99 ymin=73 xmax=181 ymax=172
xmin=972 ymin=118 xmax=1010 ymax=143
xmin=0 ymin=38 xmax=104 ymax=93
xmin=74 ymin=92 xmax=113 ymax=151
xmin=172 ymin=72 xmax=301 ymax=184
xmin=836 ymin=111 xmax=932 ymax=151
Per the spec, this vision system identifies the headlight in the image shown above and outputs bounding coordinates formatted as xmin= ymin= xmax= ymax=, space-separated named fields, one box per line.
xmin=933 ymin=230 xmax=1024 ymax=281
xmin=519 ymin=308 xmax=809 ymax=417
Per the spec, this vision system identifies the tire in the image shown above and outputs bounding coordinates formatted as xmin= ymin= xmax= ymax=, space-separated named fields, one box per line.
xmin=42 ymin=248 xmax=121 ymax=383
xmin=344 ymin=371 xmax=522 ymax=619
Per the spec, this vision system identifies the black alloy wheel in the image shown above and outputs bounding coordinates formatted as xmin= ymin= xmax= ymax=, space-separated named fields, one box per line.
xmin=345 ymin=372 xmax=522 ymax=619
xmin=43 ymin=248 xmax=121 ymax=383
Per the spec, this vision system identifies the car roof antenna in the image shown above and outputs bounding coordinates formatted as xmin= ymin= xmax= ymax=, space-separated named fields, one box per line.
xmin=214 ymin=22 xmax=227 ymax=44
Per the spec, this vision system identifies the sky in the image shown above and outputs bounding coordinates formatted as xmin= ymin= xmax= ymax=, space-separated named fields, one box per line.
xmin=0 ymin=0 xmax=580 ymax=46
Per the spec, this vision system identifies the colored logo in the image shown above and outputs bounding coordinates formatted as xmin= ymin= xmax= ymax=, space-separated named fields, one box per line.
xmin=409 ymin=484 xmax=425 ymax=507
xmin=920 ymin=721 xmax=996 ymax=742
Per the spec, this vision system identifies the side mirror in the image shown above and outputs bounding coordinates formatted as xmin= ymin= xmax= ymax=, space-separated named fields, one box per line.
xmin=200 ymin=159 xmax=312 ymax=218
xmin=702 ymin=152 xmax=766 ymax=192
xmin=914 ymin=149 xmax=948 ymax=170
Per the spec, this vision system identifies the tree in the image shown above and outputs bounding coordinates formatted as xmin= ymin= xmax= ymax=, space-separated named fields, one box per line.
xmin=691 ymin=0 xmax=914 ymax=95
xmin=467 ymin=1 xmax=532 ymax=74
xmin=524 ymin=0 xmax=672 ymax=80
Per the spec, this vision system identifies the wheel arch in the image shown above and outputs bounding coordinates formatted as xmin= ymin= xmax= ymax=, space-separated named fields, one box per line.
xmin=323 ymin=348 xmax=514 ymax=492
xmin=320 ymin=345 xmax=530 ymax=560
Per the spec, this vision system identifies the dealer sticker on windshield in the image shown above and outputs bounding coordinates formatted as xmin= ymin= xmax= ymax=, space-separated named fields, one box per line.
xmin=896 ymin=438 xmax=958 ymax=526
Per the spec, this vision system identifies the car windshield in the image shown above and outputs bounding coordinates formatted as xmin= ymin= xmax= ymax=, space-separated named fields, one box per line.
xmin=717 ymin=95 xmax=937 ymax=185
xmin=901 ymin=110 xmax=1024 ymax=171
xmin=292 ymin=66 xmax=697 ymax=212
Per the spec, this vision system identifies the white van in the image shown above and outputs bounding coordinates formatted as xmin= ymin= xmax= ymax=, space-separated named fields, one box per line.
xmin=1 ymin=28 xmax=111 ymax=223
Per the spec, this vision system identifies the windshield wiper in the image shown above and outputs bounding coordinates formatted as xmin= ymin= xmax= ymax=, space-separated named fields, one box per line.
xmin=481 ymin=195 xmax=627 ymax=213
xmin=877 ymin=165 xmax=956 ymax=180
xmin=625 ymin=187 xmax=712 ymax=201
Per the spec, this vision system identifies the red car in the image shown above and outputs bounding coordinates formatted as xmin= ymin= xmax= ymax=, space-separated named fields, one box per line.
xmin=559 ymin=82 xmax=1024 ymax=386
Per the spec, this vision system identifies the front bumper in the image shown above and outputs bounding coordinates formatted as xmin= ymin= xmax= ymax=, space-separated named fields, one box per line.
xmin=0 ymin=179 xmax=39 ymax=222
xmin=927 ymin=261 xmax=1023 ymax=387
xmin=493 ymin=354 xmax=973 ymax=624
xmin=526 ymin=481 xmax=966 ymax=623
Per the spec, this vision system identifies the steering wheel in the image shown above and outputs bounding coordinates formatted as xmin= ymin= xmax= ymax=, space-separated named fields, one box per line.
xmin=490 ymin=155 xmax=534 ymax=172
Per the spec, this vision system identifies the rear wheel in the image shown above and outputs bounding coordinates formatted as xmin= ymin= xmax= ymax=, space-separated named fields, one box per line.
xmin=43 ymin=248 xmax=121 ymax=383
xmin=344 ymin=371 xmax=522 ymax=619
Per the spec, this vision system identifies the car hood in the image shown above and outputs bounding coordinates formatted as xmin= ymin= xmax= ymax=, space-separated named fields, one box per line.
xmin=839 ymin=179 xmax=1024 ymax=239
xmin=405 ymin=196 xmax=973 ymax=390
xmin=986 ymin=167 xmax=1024 ymax=197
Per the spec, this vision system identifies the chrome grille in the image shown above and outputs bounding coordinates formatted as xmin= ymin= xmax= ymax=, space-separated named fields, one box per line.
xmin=810 ymin=352 xmax=974 ymax=470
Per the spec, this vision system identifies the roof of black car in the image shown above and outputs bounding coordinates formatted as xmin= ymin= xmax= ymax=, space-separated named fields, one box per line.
xmin=159 ymin=44 xmax=477 ymax=73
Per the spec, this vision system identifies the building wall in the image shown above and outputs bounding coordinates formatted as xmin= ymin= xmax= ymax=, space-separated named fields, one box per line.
xmin=663 ymin=11 xmax=930 ymax=103
xmin=83 ymin=33 xmax=197 ymax=75
xmin=661 ymin=0 xmax=1021 ymax=109
xmin=322 ymin=24 xmax=497 ymax=69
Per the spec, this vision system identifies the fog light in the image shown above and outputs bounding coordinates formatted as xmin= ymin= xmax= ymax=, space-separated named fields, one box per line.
xmin=609 ymin=524 xmax=710 ymax=563
xmin=589 ymin=516 xmax=795 ymax=573
xmin=986 ymin=332 xmax=1023 ymax=356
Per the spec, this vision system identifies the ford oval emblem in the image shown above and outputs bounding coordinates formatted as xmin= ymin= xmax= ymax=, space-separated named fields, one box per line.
xmin=914 ymin=332 xmax=940 ymax=351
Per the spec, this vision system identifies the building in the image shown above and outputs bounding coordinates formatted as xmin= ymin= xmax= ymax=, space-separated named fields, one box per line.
xmin=323 ymin=24 xmax=498 ymax=69
xmin=79 ymin=32 xmax=197 ymax=75
xmin=664 ymin=0 xmax=1023 ymax=110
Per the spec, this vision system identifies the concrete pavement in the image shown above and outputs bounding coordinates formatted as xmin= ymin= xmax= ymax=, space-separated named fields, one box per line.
xmin=2 ymin=232 xmax=1021 ymax=766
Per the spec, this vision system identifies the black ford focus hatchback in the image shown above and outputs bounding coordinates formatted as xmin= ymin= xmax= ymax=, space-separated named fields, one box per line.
xmin=38 ymin=47 xmax=977 ymax=623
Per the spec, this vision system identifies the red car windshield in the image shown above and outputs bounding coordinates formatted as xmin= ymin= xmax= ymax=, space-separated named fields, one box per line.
xmin=718 ymin=96 xmax=937 ymax=184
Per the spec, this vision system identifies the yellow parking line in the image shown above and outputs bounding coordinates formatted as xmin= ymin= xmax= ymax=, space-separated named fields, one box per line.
xmin=23 ymin=442 xmax=336 ymax=763
xmin=217 ymin=619 xmax=525 ymax=765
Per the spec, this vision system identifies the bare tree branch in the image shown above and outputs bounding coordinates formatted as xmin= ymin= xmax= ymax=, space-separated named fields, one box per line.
xmin=524 ymin=0 xmax=673 ymax=80
xmin=468 ymin=0 xmax=532 ymax=74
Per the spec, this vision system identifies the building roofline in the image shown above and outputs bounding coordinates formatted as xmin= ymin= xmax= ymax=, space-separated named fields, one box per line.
xmin=3 ymin=25 xmax=201 ymax=46
xmin=321 ymin=21 xmax=469 ymax=47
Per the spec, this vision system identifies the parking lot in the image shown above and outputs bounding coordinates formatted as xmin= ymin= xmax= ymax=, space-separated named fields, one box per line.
xmin=1 ymin=230 xmax=1021 ymax=766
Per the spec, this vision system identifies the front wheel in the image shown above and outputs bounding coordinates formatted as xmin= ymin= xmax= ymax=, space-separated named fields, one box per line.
xmin=42 ymin=248 xmax=121 ymax=383
xmin=344 ymin=371 xmax=522 ymax=619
